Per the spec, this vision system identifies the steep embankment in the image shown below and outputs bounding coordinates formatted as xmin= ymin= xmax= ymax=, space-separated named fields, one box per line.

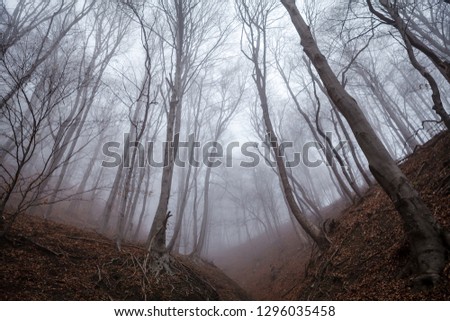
xmin=217 ymin=131 xmax=450 ymax=300
xmin=0 ymin=215 xmax=249 ymax=300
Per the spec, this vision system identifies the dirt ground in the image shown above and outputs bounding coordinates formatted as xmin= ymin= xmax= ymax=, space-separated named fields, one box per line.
xmin=0 ymin=215 xmax=248 ymax=300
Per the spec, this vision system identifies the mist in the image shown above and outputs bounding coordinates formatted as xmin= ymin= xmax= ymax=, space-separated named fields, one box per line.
xmin=1 ymin=0 xmax=449 ymax=301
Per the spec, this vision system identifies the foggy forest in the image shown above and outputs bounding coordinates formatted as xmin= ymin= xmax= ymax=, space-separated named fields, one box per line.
xmin=1 ymin=0 xmax=449 ymax=301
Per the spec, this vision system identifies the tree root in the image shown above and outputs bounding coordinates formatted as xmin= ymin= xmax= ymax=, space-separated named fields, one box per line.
xmin=412 ymin=273 xmax=441 ymax=289
xmin=145 ymin=251 xmax=174 ymax=278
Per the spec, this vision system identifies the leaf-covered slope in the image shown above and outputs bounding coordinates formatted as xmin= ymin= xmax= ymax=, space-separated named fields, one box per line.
xmin=218 ymin=131 xmax=449 ymax=300
xmin=292 ymin=131 xmax=450 ymax=300
xmin=0 ymin=215 xmax=249 ymax=300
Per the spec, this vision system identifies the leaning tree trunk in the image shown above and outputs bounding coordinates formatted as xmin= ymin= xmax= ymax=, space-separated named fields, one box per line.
xmin=282 ymin=0 xmax=447 ymax=285
xmin=277 ymin=61 xmax=356 ymax=200
xmin=256 ymin=79 xmax=330 ymax=250
xmin=356 ymin=68 xmax=420 ymax=151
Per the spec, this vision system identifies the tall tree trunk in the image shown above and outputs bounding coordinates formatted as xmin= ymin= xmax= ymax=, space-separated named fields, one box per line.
xmin=124 ymin=167 xmax=146 ymax=239
xmin=332 ymin=109 xmax=373 ymax=186
xmin=147 ymin=97 xmax=179 ymax=252
xmin=167 ymin=136 xmax=196 ymax=252
xmin=257 ymin=84 xmax=330 ymax=249
xmin=67 ymin=134 xmax=104 ymax=214
xmin=276 ymin=60 xmax=356 ymax=200
xmin=192 ymin=164 xmax=213 ymax=257
xmin=101 ymin=163 xmax=123 ymax=233
xmin=133 ymin=169 xmax=152 ymax=242
xmin=190 ymin=167 xmax=200 ymax=254
xmin=282 ymin=0 xmax=448 ymax=285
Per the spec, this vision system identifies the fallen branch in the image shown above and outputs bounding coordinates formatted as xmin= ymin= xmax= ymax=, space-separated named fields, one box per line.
xmin=415 ymin=161 xmax=427 ymax=179
xmin=19 ymin=235 xmax=65 ymax=257
xmin=66 ymin=235 xmax=144 ymax=251
xmin=66 ymin=236 xmax=113 ymax=246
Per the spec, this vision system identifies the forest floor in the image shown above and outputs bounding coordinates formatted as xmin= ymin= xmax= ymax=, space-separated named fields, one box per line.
xmin=216 ymin=130 xmax=450 ymax=300
xmin=0 ymin=215 xmax=249 ymax=300
xmin=1 ymin=131 xmax=449 ymax=300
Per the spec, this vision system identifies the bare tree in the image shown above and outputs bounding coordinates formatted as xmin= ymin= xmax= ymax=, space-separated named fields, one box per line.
xmin=0 ymin=1 xmax=94 ymax=110
xmin=0 ymin=49 xmax=80 ymax=237
xmin=282 ymin=0 xmax=448 ymax=286
xmin=166 ymin=75 xmax=205 ymax=253
xmin=190 ymin=65 xmax=245 ymax=257
xmin=44 ymin=3 xmax=131 ymax=219
xmin=365 ymin=0 xmax=450 ymax=129
xmin=236 ymin=0 xmax=330 ymax=250
xmin=147 ymin=0 xmax=230 ymax=256
xmin=366 ymin=0 xmax=450 ymax=83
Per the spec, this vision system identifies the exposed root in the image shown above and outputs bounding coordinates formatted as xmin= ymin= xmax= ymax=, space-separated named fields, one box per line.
xmin=144 ymin=251 xmax=174 ymax=278
xmin=413 ymin=273 xmax=441 ymax=289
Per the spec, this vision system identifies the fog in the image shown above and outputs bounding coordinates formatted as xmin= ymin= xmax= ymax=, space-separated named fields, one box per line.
xmin=1 ymin=0 xmax=448 ymax=267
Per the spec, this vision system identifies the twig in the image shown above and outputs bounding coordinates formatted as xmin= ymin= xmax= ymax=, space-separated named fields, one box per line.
xmin=96 ymin=265 xmax=102 ymax=282
xmin=415 ymin=161 xmax=427 ymax=179
xmin=281 ymin=283 xmax=298 ymax=298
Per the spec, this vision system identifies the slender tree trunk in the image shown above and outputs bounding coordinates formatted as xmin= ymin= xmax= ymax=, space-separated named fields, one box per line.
xmin=124 ymin=167 xmax=145 ymax=239
xmin=277 ymin=61 xmax=356 ymax=200
xmin=258 ymin=86 xmax=330 ymax=249
xmin=287 ymin=168 xmax=323 ymax=220
xmin=101 ymin=163 xmax=123 ymax=232
xmin=190 ymin=167 xmax=199 ymax=254
xmin=333 ymin=109 xmax=373 ymax=186
xmin=192 ymin=164 xmax=212 ymax=257
xmin=365 ymin=90 xmax=412 ymax=155
xmin=67 ymin=134 xmax=104 ymax=214
xmin=304 ymin=63 xmax=374 ymax=185
xmin=134 ymin=169 xmax=152 ymax=242
xmin=356 ymin=68 xmax=419 ymax=151
xmin=167 ymin=141 xmax=194 ymax=252
xmin=367 ymin=0 xmax=450 ymax=129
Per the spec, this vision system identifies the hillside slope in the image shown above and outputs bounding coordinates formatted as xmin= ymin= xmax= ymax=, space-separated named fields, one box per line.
xmin=218 ymin=131 xmax=450 ymax=300
xmin=294 ymin=131 xmax=450 ymax=300
xmin=0 ymin=215 xmax=249 ymax=300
